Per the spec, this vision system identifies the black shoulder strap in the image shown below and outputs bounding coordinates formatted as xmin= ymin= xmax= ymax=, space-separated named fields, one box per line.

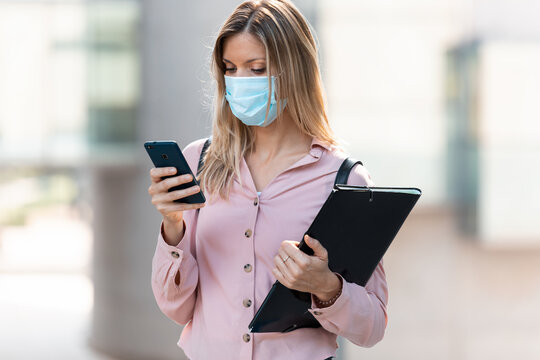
xmin=334 ymin=157 xmax=363 ymax=187
xmin=197 ymin=136 xmax=212 ymax=176
xmin=195 ymin=137 xmax=212 ymax=214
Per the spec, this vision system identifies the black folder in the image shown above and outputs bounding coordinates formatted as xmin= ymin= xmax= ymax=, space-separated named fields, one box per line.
xmin=248 ymin=185 xmax=421 ymax=333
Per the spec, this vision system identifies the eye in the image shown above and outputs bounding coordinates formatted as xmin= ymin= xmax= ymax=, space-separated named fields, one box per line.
xmin=224 ymin=67 xmax=236 ymax=74
xmin=252 ymin=68 xmax=266 ymax=74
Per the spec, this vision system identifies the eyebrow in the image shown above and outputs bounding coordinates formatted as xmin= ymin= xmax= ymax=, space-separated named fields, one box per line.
xmin=223 ymin=57 xmax=266 ymax=64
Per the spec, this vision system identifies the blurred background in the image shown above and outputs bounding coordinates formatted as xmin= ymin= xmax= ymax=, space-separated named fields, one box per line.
xmin=0 ymin=0 xmax=539 ymax=359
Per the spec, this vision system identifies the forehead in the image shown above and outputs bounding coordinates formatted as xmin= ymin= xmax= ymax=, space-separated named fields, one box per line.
xmin=222 ymin=32 xmax=266 ymax=62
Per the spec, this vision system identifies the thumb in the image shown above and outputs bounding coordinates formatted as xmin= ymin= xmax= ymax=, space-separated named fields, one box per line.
xmin=304 ymin=234 xmax=328 ymax=259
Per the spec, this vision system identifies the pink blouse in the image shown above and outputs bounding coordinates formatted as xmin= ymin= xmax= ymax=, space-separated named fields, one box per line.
xmin=151 ymin=137 xmax=388 ymax=360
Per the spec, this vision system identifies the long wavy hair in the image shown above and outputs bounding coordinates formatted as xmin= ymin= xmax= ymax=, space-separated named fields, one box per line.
xmin=198 ymin=0 xmax=341 ymax=200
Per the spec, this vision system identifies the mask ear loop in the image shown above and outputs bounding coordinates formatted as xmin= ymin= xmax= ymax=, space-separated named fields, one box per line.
xmin=269 ymin=71 xmax=287 ymax=126
xmin=263 ymin=75 xmax=273 ymax=126
xmin=261 ymin=47 xmax=273 ymax=126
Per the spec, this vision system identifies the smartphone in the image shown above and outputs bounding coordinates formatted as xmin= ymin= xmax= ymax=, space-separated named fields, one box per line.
xmin=144 ymin=140 xmax=206 ymax=204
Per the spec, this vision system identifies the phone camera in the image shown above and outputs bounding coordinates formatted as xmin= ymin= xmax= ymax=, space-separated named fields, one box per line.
xmin=147 ymin=145 xmax=153 ymax=149
xmin=161 ymin=154 xmax=168 ymax=160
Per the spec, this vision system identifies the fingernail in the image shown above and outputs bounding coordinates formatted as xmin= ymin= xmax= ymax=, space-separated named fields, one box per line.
xmin=169 ymin=168 xmax=176 ymax=174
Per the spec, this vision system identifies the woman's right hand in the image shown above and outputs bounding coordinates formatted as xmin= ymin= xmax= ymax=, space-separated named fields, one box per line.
xmin=148 ymin=167 xmax=205 ymax=245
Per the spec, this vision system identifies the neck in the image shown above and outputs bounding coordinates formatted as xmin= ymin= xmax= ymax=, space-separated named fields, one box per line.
xmin=249 ymin=111 xmax=312 ymax=163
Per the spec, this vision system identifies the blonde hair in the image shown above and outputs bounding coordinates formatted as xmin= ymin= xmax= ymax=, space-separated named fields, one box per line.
xmin=199 ymin=0 xmax=341 ymax=200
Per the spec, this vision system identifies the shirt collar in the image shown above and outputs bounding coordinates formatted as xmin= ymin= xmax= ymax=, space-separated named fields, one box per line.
xmin=309 ymin=137 xmax=332 ymax=158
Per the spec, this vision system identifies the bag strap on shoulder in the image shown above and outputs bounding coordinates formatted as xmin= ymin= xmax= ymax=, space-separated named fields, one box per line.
xmin=195 ymin=136 xmax=212 ymax=214
xmin=334 ymin=157 xmax=363 ymax=187
xmin=197 ymin=136 xmax=212 ymax=176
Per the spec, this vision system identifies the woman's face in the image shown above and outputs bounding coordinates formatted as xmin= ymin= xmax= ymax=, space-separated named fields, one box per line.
xmin=222 ymin=32 xmax=268 ymax=77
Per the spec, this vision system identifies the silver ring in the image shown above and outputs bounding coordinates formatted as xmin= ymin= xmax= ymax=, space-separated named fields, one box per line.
xmin=282 ymin=256 xmax=290 ymax=263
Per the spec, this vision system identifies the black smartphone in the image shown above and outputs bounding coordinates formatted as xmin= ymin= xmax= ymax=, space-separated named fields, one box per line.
xmin=144 ymin=140 xmax=206 ymax=204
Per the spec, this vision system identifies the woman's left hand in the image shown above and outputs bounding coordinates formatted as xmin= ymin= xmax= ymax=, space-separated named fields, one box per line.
xmin=272 ymin=234 xmax=342 ymax=302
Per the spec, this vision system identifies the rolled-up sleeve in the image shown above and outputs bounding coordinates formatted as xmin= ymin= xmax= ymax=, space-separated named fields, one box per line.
xmin=309 ymin=162 xmax=389 ymax=347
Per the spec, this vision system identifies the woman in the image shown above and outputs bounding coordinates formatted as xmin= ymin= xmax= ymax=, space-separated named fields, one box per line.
xmin=148 ymin=1 xmax=388 ymax=359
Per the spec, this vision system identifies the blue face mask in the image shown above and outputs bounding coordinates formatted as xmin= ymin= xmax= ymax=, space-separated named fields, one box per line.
xmin=224 ymin=75 xmax=286 ymax=127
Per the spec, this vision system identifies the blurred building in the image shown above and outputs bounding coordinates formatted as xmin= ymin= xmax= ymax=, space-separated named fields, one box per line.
xmin=1 ymin=1 xmax=540 ymax=360
xmin=447 ymin=40 xmax=540 ymax=245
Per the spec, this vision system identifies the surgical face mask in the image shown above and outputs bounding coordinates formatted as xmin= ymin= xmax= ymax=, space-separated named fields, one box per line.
xmin=224 ymin=75 xmax=286 ymax=127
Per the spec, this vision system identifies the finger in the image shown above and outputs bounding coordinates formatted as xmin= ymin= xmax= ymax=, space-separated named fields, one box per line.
xmin=277 ymin=248 xmax=291 ymax=264
xmin=152 ymin=189 xmax=203 ymax=208
xmin=159 ymin=201 xmax=205 ymax=214
xmin=272 ymin=267 xmax=288 ymax=287
xmin=273 ymin=254 xmax=294 ymax=283
xmin=272 ymin=260 xmax=301 ymax=290
xmin=304 ymin=234 xmax=328 ymax=259
xmin=152 ymin=185 xmax=204 ymax=207
xmin=158 ymin=174 xmax=194 ymax=192
xmin=149 ymin=167 xmax=176 ymax=183
xmin=151 ymin=191 xmax=170 ymax=205
xmin=172 ymin=202 xmax=206 ymax=212
xmin=281 ymin=253 xmax=304 ymax=279
xmin=282 ymin=241 xmax=309 ymax=267
xmin=166 ymin=185 xmax=201 ymax=202
xmin=274 ymin=253 xmax=287 ymax=269
xmin=276 ymin=250 xmax=305 ymax=284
